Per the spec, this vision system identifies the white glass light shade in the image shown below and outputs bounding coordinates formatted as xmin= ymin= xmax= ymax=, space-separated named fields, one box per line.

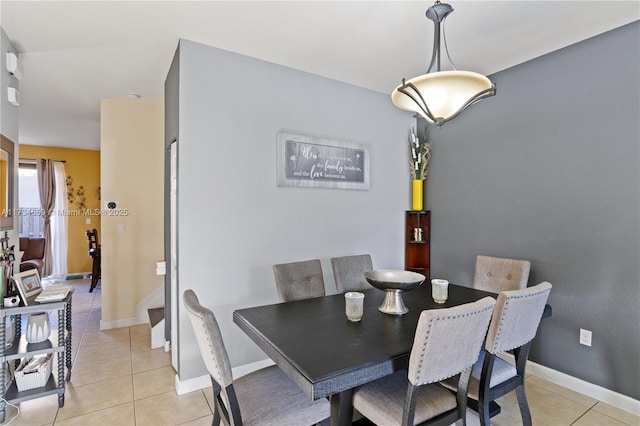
xmin=392 ymin=70 xmax=494 ymax=124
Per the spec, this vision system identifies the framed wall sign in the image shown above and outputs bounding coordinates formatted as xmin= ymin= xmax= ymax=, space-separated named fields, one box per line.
xmin=276 ymin=131 xmax=370 ymax=190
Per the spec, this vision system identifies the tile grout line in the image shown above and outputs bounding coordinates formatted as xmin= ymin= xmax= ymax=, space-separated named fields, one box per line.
xmin=129 ymin=320 xmax=138 ymax=426
xmin=526 ymin=377 xmax=601 ymax=426
xmin=54 ymin=281 xmax=97 ymax=425
xmin=568 ymin=400 xmax=600 ymax=426
xmin=52 ymin=284 xmax=96 ymax=425
xmin=528 ymin=375 xmax=601 ymax=411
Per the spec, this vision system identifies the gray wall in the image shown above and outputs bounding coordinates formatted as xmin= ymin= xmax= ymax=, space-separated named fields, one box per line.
xmin=173 ymin=39 xmax=413 ymax=380
xmin=426 ymin=22 xmax=639 ymax=399
xmin=1 ymin=27 xmax=19 ymax=241
xmin=164 ymin=45 xmax=179 ymax=342
xmin=1 ymin=28 xmax=19 ymax=143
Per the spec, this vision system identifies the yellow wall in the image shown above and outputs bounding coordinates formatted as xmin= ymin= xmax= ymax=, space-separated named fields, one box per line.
xmin=18 ymin=145 xmax=101 ymax=274
xmin=100 ymin=96 xmax=164 ymax=324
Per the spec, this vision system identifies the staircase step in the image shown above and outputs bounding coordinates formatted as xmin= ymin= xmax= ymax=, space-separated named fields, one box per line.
xmin=148 ymin=307 xmax=165 ymax=328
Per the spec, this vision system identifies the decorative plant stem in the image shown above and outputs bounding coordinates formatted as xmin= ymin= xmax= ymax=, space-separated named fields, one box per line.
xmin=408 ymin=127 xmax=431 ymax=180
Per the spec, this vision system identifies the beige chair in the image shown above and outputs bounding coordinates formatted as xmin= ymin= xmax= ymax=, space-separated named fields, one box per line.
xmin=352 ymin=297 xmax=496 ymax=426
xmin=183 ymin=290 xmax=330 ymax=426
xmin=272 ymin=259 xmax=325 ymax=302
xmin=472 ymin=255 xmax=531 ymax=293
xmin=331 ymin=254 xmax=373 ymax=293
xmin=443 ymin=282 xmax=552 ymax=426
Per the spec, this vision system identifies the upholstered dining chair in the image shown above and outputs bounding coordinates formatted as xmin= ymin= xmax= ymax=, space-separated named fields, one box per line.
xmin=272 ymin=259 xmax=325 ymax=302
xmin=183 ymin=290 xmax=330 ymax=426
xmin=330 ymin=254 xmax=373 ymax=293
xmin=442 ymin=281 xmax=552 ymax=426
xmin=351 ymin=297 xmax=496 ymax=426
xmin=472 ymin=255 xmax=531 ymax=293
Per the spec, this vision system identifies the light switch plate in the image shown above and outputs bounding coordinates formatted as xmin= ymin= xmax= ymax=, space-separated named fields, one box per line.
xmin=579 ymin=329 xmax=592 ymax=347
xmin=7 ymin=87 xmax=19 ymax=106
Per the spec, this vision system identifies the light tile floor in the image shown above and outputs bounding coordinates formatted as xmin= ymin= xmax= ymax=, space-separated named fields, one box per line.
xmin=3 ymin=279 xmax=638 ymax=425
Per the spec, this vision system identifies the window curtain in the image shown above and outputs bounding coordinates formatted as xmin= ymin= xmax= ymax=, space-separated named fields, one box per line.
xmin=51 ymin=162 xmax=68 ymax=277
xmin=36 ymin=159 xmax=55 ymax=278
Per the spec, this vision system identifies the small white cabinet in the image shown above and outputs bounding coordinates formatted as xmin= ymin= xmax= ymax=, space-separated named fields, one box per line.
xmin=0 ymin=292 xmax=72 ymax=422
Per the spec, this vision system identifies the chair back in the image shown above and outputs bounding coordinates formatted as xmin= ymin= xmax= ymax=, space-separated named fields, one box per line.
xmin=183 ymin=289 xmax=234 ymax=389
xmin=331 ymin=254 xmax=373 ymax=293
xmin=20 ymin=237 xmax=46 ymax=260
xmin=485 ymin=281 xmax=552 ymax=354
xmin=273 ymin=259 xmax=325 ymax=302
xmin=473 ymin=255 xmax=530 ymax=293
xmin=408 ymin=297 xmax=496 ymax=386
xmin=86 ymin=228 xmax=100 ymax=253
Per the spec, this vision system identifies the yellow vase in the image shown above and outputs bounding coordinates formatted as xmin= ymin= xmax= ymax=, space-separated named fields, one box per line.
xmin=412 ymin=179 xmax=423 ymax=211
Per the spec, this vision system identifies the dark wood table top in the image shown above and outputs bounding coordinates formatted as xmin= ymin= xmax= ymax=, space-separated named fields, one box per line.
xmin=233 ymin=283 xmax=497 ymax=400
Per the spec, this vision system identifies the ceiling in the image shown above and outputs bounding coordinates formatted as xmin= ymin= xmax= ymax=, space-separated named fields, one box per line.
xmin=1 ymin=1 xmax=638 ymax=150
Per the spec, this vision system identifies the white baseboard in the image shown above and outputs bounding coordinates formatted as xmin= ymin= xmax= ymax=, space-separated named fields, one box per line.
xmin=100 ymin=317 xmax=141 ymax=330
xmin=500 ymin=354 xmax=640 ymax=416
xmin=231 ymin=358 xmax=275 ymax=379
xmin=174 ymin=358 xmax=275 ymax=396
xmin=174 ymin=371 xmax=211 ymax=396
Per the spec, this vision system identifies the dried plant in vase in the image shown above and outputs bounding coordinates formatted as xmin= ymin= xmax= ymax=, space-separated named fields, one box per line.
xmin=407 ymin=127 xmax=431 ymax=211
xmin=408 ymin=127 xmax=431 ymax=180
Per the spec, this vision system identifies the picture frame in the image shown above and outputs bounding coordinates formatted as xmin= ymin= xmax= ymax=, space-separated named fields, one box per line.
xmin=14 ymin=269 xmax=42 ymax=306
xmin=276 ymin=131 xmax=370 ymax=190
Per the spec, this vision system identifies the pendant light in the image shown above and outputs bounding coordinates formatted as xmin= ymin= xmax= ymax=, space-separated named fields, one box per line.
xmin=391 ymin=1 xmax=496 ymax=127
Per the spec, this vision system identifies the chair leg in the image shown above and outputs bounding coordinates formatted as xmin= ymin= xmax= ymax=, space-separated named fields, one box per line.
xmin=401 ymin=382 xmax=418 ymax=426
xmin=89 ymin=257 xmax=100 ymax=292
xmin=478 ymin=397 xmax=491 ymax=426
xmin=455 ymin=367 xmax=472 ymax=426
xmin=515 ymin=384 xmax=532 ymax=426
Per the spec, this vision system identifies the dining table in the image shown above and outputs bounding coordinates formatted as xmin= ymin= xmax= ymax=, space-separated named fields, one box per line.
xmin=234 ymin=282 xmax=525 ymax=425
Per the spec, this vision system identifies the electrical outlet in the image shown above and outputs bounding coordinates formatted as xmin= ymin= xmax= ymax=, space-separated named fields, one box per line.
xmin=579 ymin=329 xmax=592 ymax=347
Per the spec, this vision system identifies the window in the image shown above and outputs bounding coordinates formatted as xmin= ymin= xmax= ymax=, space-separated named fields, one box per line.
xmin=18 ymin=163 xmax=43 ymax=237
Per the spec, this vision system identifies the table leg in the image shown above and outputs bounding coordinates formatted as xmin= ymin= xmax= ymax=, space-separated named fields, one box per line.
xmin=330 ymin=389 xmax=353 ymax=426
xmin=467 ymin=397 xmax=501 ymax=418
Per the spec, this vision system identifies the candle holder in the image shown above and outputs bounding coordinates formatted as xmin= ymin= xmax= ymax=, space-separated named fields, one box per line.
xmin=412 ymin=227 xmax=423 ymax=242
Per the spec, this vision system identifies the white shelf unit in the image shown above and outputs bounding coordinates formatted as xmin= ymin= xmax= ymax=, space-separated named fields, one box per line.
xmin=0 ymin=292 xmax=73 ymax=422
